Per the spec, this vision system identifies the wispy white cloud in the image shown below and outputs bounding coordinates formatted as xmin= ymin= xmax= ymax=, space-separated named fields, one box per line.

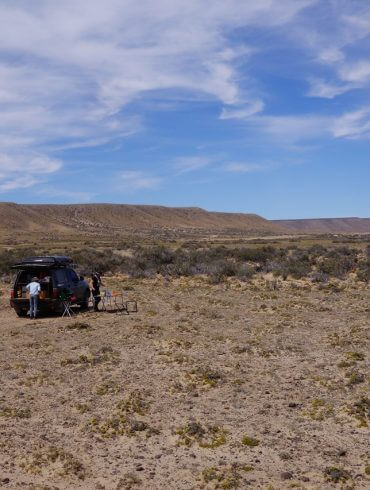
xmin=173 ymin=155 xmax=273 ymax=176
xmin=220 ymin=100 xmax=264 ymax=120
xmin=35 ymin=188 xmax=94 ymax=203
xmin=223 ymin=162 xmax=267 ymax=173
xmin=250 ymin=114 xmax=333 ymax=143
xmin=317 ymin=47 xmax=345 ymax=64
xmin=0 ymin=153 xmax=61 ymax=174
xmin=338 ymin=61 xmax=370 ymax=84
xmin=0 ymin=176 xmax=41 ymax=193
xmin=242 ymin=110 xmax=370 ymax=143
xmin=332 ymin=108 xmax=370 ymax=139
xmin=342 ymin=12 xmax=370 ymax=39
xmin=273 ymin=1 xmax=370 ymax=104
xmin=248 ymin=109 xmax=370 ymax=143
xmin=1 ymin=0 xmax=370 ymax=200
xmin=307 ymin=78 xmax=355 ymax=98
xmin=174 ymin=156 xmax=215 ymax=174
xmin=0 ymin=0 xmax=316 ymax=192
xmin=0 ymin=152 xmax=61 ymax=193
xmin=118 ymin=171 xmax=163 ymax=191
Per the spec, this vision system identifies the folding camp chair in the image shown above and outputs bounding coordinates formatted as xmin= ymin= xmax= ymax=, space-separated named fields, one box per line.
xmin=100 ymin=289 xmax=137 ymax=315
xmin=100 ymin=289 xmax=112 ymax=311
xmin=100 ymin=289 xmax=120 ymax=312
xmin=59 ymin=290 xmax=75 ymax=317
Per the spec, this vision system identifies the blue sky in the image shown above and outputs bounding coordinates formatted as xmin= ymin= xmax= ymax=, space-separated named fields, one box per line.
xmin=0 ymin=0 xmax=369 ymax=219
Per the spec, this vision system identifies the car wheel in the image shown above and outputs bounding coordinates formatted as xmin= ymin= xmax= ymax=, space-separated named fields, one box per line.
xmin=15 ymin=309 xmax=27 ymax=317
xmin=79 ymin=292 xmax=90 ymax=311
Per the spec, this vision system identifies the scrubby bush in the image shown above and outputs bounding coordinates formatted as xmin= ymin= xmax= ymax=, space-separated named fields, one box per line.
xmin=309 ymin=271 xmax=329 ymax=283
xmin=70 ymin=248 xmax=124 ymax=275
xmin=236 ymin=245 xmax=281 ymax=264
xmin=317 ymin=248 xmax=357 ymax=278
xmin=133 ymin=246 xmax=175 ymax=270
xmin=357 ymin=259 xmax=370 ymax=283
xmin=269 ymin=249 xmax=312 ymax=279
xmin=273 ymin=258 xmax=312 ymax=279
xmin=0 ymin=247 xmax=37 ymax=277
xmin=207 ymin=260 xmax=237 ymax=284
xmin=235 ymin=263 xmax=255 ymax=281
xmin=308 ymin=244 xmax=327 ymax=257
xmin=1 ymin=242 xmax=367 ymax=283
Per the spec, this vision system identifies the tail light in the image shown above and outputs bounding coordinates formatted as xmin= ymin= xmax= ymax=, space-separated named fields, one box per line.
xmin=52 ymin=288 xmax=59 ymax=299
xmin=10 ymin=290 xmax=14 ymax=299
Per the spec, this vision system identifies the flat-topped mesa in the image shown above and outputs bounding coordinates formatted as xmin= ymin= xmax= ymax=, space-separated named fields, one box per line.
xmin=273 ymin=217 xmax=370 ymax=234
xmin=0 ymin=202 xmax=286 ymax=234
xmin=1 ymin=202 xmax=369 ymax=235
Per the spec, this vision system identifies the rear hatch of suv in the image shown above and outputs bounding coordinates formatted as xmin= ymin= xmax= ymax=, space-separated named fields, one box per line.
xmin=10 ymin=256 xmax=73 ymax=316
xmin=13 ymin=268 xmax=54 ymax=299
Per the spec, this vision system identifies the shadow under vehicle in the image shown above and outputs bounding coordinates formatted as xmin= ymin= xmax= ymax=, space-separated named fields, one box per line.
xmin=10 ymin=256 xmax=90 ymax=317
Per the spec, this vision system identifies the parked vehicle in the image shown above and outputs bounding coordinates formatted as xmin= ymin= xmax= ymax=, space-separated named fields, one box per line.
xmin=10 ymin=256 xmax=90 ymax=317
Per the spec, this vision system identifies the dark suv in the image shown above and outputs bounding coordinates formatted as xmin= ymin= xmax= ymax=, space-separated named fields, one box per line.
xmin=10 ymin=256 xmax=91 ymax=317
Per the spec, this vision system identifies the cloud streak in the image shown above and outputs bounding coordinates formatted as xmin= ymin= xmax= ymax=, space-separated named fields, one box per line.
xmin=332 ymin=108 xmax=370 ymax=139
xmin=0 ymin=153 xmax=62 ymax=193
xmin=118 ymin=171 xmax=163 ymax=191
xmin=0 ymin=0 xmax=369 ymax=199
xmin=0 ymin=0 xmax=315 ymax=192
xmin=174 ymin=156 xmax=215 ymax=174
xmin=307 ymin=78 xmax=356 ymax=99
xmin=297 ymin=2 xmax=370 ymax=99
xmin=223 ymin=162 xmax=267 ymax=173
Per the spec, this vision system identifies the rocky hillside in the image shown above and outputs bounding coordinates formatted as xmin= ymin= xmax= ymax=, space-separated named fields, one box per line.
xmin=0 ymin=202 xmax=285 ymax=235
xmin=1 ymin=203 xmax=369 ymax=236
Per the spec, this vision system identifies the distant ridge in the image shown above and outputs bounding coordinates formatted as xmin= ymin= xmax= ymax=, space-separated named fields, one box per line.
xmin=1 ymin=203 xmax=369 ymax=236
xmin=273 ymin=217 xmax=370 ymax=234
xmin=0 ymin=202 xmax=285 ymax=235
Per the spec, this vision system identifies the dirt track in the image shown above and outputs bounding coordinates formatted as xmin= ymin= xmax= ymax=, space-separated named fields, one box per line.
xmin=0 ymin=275 xmax=369 ymax=489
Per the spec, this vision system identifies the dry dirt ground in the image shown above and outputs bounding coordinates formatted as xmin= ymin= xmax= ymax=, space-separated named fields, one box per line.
xmin=0 ymin=275 xmax=369 ymax=489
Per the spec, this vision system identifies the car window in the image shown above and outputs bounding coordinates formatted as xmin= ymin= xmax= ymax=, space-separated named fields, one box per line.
xmin=66 ymin=268 xmax=79 ymax=282
xmin=54 ymin=269 xmax=67 ymax=286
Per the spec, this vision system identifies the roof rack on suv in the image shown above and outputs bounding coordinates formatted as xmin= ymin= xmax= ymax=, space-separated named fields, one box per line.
xmin=11 ymin=255 xmax=72 ymax=269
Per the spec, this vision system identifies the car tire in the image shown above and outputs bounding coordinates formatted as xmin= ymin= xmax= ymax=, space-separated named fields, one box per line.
xmin=79 ymin=292 xmax=90 ymax=311
xmin=15 ymin=309 xmax=27 ymax=317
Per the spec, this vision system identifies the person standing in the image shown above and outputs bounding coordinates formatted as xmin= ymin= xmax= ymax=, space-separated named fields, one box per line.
xmin=91 ymin=272 xmax=103 ymax=311
xmin=26 ymin=276 xmax=41 ymax=319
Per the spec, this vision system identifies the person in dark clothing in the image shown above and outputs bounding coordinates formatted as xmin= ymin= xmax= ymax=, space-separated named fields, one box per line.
xmin=91 ymin=272 xmax=103 ymax=311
